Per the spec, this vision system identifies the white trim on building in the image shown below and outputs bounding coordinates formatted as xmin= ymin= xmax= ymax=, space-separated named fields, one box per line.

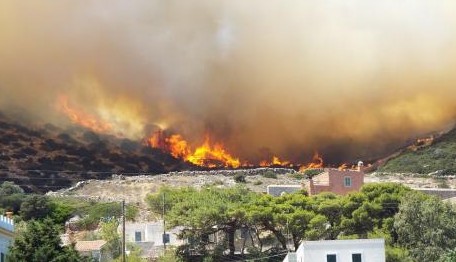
xmin=283 ymin=239 xmax=385 ymax=262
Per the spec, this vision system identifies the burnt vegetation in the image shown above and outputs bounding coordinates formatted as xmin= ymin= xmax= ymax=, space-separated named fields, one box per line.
xmin=0 ymin=114 xmax=191 ymax=193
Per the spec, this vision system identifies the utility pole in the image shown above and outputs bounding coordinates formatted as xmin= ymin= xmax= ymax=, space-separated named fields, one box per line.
xmin=122 ymin=200 xmax=126 ymax=262
xmin=163 ymin=192 xmax=166 ymax=251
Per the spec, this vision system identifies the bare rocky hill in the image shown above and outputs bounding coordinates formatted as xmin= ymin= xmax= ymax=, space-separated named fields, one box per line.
xmin=47 ymin=168 xmax=456 ymax=221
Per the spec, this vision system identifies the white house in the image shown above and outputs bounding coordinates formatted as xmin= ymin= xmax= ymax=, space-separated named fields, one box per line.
xmin=283 ymin=239 xmax=385 ymax=262
xmin=123 ymin=220 xmax=183 ymax=245
xmin=121 ymin=221 xmax=185 ymax=258
xmin=0 ymin=215 xmax=14 ymax=262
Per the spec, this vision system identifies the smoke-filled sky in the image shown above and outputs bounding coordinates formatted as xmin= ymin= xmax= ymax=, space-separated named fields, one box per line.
xmin=1 ymin=0 xmax=456 ymax=163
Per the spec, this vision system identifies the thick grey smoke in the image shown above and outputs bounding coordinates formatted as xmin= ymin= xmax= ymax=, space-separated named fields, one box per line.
xmin=1 ymin=0 xmax=456 ymax=163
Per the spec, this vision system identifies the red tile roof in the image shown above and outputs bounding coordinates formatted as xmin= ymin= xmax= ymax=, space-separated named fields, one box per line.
xmin=75 ymin=240 xmax=107 ymax=252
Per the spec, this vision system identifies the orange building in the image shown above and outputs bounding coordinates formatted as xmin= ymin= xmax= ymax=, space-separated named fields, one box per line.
xmin=304 ymin=162 xmax=364 ymax=196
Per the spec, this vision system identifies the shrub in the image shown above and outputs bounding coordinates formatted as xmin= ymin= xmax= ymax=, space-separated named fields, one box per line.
xmin=261 ymin=171 xmax=277 ymax=179
xmin=303 ymin=169 xmax=323 ymax=179
xmin=234 ymin=173 xmax=246 ymax=183
xmin=290 ymin=173 xmax=304 ymax=180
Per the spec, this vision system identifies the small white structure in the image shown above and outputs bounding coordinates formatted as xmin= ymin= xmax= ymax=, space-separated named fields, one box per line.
xmin=123 ymin=221 xmax=183 ymax=245
xmin=121 ymin=221 xmax=185 ymax=258
xmin=283 ymin=239 xmax=385 ymax=262
xmin=0 ymin=215 xmax=14 ymax=262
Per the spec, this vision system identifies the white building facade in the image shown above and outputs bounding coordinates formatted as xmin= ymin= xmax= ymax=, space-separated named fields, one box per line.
xmin=0 ymin=215 xmax=14 ymax=262
xmin=284 ymin=239 xmax=385 ymax=262
xmin=120 ymin=221 xmax=184 ymax=258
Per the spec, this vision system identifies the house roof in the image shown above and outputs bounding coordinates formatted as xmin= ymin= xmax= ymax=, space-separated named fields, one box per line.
xmin=75 ymin=240 xmax=107 ymax=252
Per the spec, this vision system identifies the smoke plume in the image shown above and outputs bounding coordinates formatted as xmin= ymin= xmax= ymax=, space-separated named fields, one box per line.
xmin=1 ymin=0 xmax=456 ymax=163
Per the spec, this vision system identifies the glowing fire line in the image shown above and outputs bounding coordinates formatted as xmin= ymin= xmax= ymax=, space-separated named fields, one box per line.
xmin=57 ymin=95 xmax=112 ymax=133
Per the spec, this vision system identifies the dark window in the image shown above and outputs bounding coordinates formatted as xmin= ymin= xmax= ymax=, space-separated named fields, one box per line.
xmin=135 ymin=231 xmax=142 ymax=242
xmin=327 ymin=254 xmax=337 ymax=262
xmin=344 ymin=177 xmax=352 ymax=187
xmin=352 ymin=253 xmax=362 ymax=262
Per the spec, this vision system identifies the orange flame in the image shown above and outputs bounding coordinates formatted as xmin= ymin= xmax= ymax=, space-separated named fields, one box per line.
xmin=187 ymin=137 xmax=240 ymax=168
xmin=338 ymin=163 xmax=348 ymax=171
xmin=166 ymin=134 xmax=191 ymax=159
xmin=57 ymin=95 xmax=112 ymax=133
xmin=408 ymin=135 xmax=435 ymax=151
xmin=259 ymin=156 xmax=291 ymax=167
xmin=148 ymin=131 xmax=240 ymax=168
xmin=299 ymin=152 xmax=324 ymax=172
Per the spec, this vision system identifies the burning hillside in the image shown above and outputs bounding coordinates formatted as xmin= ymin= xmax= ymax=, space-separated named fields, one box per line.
xmin=147 ymin=130 xmax=240 ymax=168
xmin=0 ymin=113 xmax=190 ymax=192
xmin=56 ymin=94 xmax=329 ymax=169
xmin=1 ymin=1 xmax=456 ymax=166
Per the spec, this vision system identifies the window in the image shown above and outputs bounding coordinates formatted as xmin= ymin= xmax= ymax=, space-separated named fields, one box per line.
xmin=352 ymin=253 xmax=362 ymax=262
xmin=344 ymin=177 xmax=352 ymax=187
xmin=135 ymin=231 xmax=142 ymax=242
xmin=327 ymin=254 xmax=337 ymax=262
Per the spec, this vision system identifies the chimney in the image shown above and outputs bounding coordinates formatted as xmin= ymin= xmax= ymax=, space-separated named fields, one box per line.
xmin=357 ymin=161 xmax=364 ymax=172
xmin=5 ymin=211 xmax=13 ymax=219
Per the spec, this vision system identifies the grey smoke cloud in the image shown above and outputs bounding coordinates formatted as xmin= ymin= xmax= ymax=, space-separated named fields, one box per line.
xmin=1 ymin=0 xmax=456 ymax=163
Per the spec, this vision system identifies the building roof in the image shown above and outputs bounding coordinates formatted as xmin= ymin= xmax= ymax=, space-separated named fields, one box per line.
xmin=301 ymin=238 xmax=384 ymax=247
xmin=75 ymin=240 xmax=107 ymax=252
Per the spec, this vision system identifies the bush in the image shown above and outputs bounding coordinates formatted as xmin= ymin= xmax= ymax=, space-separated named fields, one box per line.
xmin=303 ymin=169 xmax=324 ymax=179
xmin=261 ymin=171 xmax=277 ymax=179
xmin=289 ymin=173 xmax=304 ymax=180
xmin=234 ymin=173 xmax=246 ymax=183
xmin=20 ymin=195 xmax=52 ymax=221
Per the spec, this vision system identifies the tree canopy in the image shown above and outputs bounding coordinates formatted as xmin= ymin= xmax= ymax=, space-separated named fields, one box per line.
xmin=8 ymin=219 xmax=88 ymax=262
xmin=148 ymin=182 xmax=418 ymax=262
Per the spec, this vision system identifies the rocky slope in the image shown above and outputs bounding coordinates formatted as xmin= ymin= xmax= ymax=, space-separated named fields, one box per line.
xmin=0 ymin=113 xmax=191 ymax=193
xmin=379 ymin=127 xmax=456 ymax=175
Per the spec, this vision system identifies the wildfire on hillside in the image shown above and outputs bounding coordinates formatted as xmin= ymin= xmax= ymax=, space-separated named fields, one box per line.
xmin=57 ymin=95 xmax=362 ymax=170
xmin=299 ymin=152 xmax=324 ymax=172
xmin=57 ymin=95 xmax=113 ymax=133
xmin=259 ymin=156 xmax=292 ymax=167
xmin=408 ymin=136 xmax=435 ymax=151
xmin=147 ymin=129 xmax=338 ymax=169
xmin=147 ymin=130 xmax=240 ymax=168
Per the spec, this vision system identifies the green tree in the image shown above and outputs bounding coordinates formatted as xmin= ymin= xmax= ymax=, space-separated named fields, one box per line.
xmin=441 ymin=248 xmax=456 ymax=262
xmin=100 ymin=219 xmax=121 ymax=259
xmin=394 ymin=192 xmax=456 ymax=262
xmin=246 ymin=194 xmax=288 ymax=250
xmin=8 ymin=219 xmax=88 ymax=262
xmin=0 ymin=181 xmax=24 ymax=195
xmin=0 ymin=181 xmax=25 ymax=213
xmin=20 ymin=195 xmax=52 ymax=221
xmin=49 ymin=198 xmax=76 ymax=225
xmin=385 ymin=246 xmax=414 ymax=262
xmin=147 ymin=186 xmax=255 ymax=256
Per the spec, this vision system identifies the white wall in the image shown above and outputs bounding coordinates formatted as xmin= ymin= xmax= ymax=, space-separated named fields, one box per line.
xmin=122 ymin=221 xmax=184 ymax=246
xmin=0 ymin=215 xmax=14 ymax=259
xmin=294 ymin=239 xmax=385 ymax=262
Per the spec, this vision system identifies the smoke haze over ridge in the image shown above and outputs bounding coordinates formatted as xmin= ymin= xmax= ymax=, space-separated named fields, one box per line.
xmin=1 ymin=0 xmax=456 ymax=163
